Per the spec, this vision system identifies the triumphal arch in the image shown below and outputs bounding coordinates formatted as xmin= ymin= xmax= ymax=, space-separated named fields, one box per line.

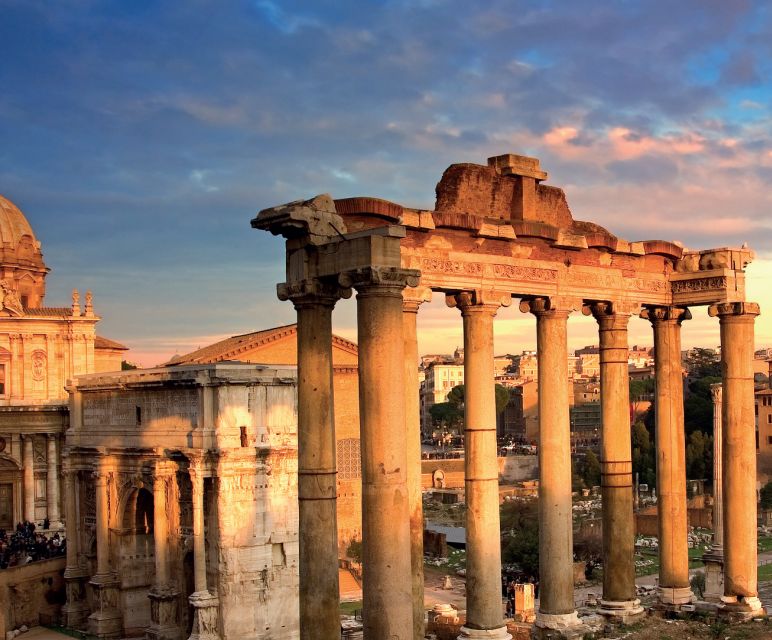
xmin=254 ymin=154 xmax=760 ymax=640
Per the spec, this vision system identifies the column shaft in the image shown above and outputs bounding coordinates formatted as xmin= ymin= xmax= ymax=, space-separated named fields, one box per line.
xmin=456 ymin=296 xmax=507 ymax=633
xmin=596 ymin=309 xmax=636 ymax=604
xmin=713 ymin=302 xmax=760 ymax=609
xmin=154 ymin=472 xmax=169 ymax=587
xmin=403 ymin=296 xmax=426 ymax=639
xmin=535 ymin=308 xmax=575 ymax=616
xmin=357 ymin=279 xmax=412 ymax=639
xmin=711 ymin=385 xmax=724 ymax=551
xmin=645 ymin=307 xmax=691 ymax=604
xmin=23 ymin=436 xmax=35 ymax=523
xmin=295 ymin=300 xmax=340 ymax=640
xmin=94 ymin=467 xmax=110 ymax=578
xmin=64 ymin=469 xmax=80 ymax=570
xmin=191 ymin=466 xmax=207 ymax=594
xmin=47 ymin=435 xmax=62 ymax=526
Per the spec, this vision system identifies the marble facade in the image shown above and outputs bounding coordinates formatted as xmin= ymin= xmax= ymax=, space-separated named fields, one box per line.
xmin=0 ymin=195 xmax=125 ymax=534
xmin=64 ymin=363 xmax=301 ymax=640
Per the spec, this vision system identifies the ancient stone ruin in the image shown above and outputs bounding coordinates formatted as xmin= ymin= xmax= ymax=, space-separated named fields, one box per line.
xmin=255 ymin=154 xmax=760 ymax=640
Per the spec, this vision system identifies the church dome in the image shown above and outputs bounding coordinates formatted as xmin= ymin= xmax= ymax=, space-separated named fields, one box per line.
xmin=0 ymin=195 xmax=48 ymax=309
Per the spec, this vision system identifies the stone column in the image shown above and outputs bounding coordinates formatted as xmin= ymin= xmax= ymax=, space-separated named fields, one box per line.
xmin=585 ymin=302 xmax=642 ymax=622
xmin=147 ymin=462 xmax=181 ymax=640
xmin=703 ymin=383 xmax=724 ymax=603
xmin=522 ymin=297 xmax=582 ymax=635
xmin=22 ymin=435 xmax=35 ymax=523
xmin=709 ymin=302 xmax=763 ymax=616
xmin=88 ymin=458 xmax=123 ymax=638
xmin=188 ymin=458 xmax=218 ymax=640
xmin=404 ymin=286 xmax=431 ymax=639
xmin=343 ymin=266 xmax=418 ymax=640
xmin=46 ymin=434 xmax=62 ymax=528
xmin=448 ymin=290 xmax=512 ymax=640
xmin=62 ymin=464 xmax=89 ymax=629
xmin=641 ymin=306 xmax=692 ymax=607
xmin=279 ymin=279 xmax=345 ymax=640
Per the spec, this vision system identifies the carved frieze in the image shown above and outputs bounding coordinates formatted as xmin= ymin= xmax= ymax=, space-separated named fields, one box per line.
xmin=493 ymin=264 xmax=557 ymax=282
xmin=421 ymin=258 xmax=484 ymax=277
xmin=671 ymin=276 xmax=728 ymax=294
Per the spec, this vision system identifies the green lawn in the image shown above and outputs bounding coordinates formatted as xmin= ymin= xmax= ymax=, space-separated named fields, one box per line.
xmin=340 ymin=600 xmax=362 ymax=615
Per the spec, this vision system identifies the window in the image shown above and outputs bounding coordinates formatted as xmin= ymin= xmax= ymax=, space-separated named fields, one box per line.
xmin=767 ymin=436 xmax=772 ymax=445
xmin=768 ymin=414 xmax=772 ymax=424
xmin=0 ymin=363 xmax=5 ymax=396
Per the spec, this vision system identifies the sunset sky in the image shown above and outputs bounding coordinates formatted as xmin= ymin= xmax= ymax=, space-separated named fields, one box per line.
xmin=1 ymin=1 xmax=771 ymax=366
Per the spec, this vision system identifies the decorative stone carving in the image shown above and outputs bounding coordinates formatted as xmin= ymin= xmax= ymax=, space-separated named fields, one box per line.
xmin=0 ymin=279 xmax=24 ymax=316
xmin=446 ymin=289 xmax=512 ymax=311
xmin=276 ymin=277 xmax=351 ymax=307
xmin=339 ymin=266 xmax=421 ymax=290
xmin=31 ymin=349 xmax=47 ymax=381
xmin=708 ymin=301 xmax=761 ymax=318
xmin=672 ymin=276 xmax=728 ymax=293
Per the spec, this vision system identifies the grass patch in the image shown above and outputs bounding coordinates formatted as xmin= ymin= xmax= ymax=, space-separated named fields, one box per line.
xmin=339 ymin=600 xmax=362 ymax=616
xmin=757 ymin=562 xmax=772 ymax=582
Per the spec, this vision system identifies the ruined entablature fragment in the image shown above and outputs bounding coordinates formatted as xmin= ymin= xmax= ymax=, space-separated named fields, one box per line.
xmin=251 ymin=194 xmax=347 ymax=245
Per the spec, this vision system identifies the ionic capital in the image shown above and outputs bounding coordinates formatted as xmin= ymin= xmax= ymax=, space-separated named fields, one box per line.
xmin=582 ymin=300 xmax=640 ymax=321
xmin=446 ymin=289 xmax=511 ymax=315
xmin=277 ymin=278 xmax=351 ymax=309
xmin=519 ymin=295 xmax=580 ymax=317
xmin=708 ymin=301 xmax=760 ymax=319
xmin=640 ymin=305 xmax=691 ymax=325
xmin=402 ymin=286 xmax=432 ymax=313
xmin=339 ymin=266 xmax=421 ymax=295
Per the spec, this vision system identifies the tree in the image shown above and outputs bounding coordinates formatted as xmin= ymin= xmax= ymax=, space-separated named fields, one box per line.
xmin=685 ymin=430 xmax=712 ymax=482
xmin=121 ymin=360 xmax=138 ymax=370
xmin=684 ymin=376 xmax=721 ymax=436
xmin=500 ymin=499 xmax=539 ymax=579
xmin=446 ymin=383 xmax=510 ymax=416
xmin=579 ymin=451 xmax=601 ymax=488
xmin=684 ymin=348 xmax=721 ymax=379
xmin=631 ymin=421 xmax=656 ymax=489
xmin=429 ymin=402 xmax=462 ymax=429
xmin=760 ymin=481 xmax=772 ymax=510
xmin=346 ymin=539 xmax=362 ymax=563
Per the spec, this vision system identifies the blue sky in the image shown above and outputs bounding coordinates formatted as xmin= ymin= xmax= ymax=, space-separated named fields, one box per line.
xmin=1 ymin=1 xmax=771 ymax=364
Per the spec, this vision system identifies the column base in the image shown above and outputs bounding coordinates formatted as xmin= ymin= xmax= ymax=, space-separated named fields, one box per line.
xmin=88 ymin=575 xmax=122 ymax=639
xmin=147 ymin=586 xmax=182 ymax=640
xmin=702 ymin=553 xmax=724 ymax=604
xmin=718 ymin=595 xmax=766 ymax=622
xmin=532 ymin=611 xmax=587 ymax=640
xmin=457 ymin=625 xmax=512 ymax=639
xmin=657 ymin=586 xmax=694 ymax=606
xmin=598 ymin=599 xmax=645 ymax=624
xmin=62 ymin=568 xmax=90 ymax=630
xmin=188 ymin=591 xmax=220 ymax=640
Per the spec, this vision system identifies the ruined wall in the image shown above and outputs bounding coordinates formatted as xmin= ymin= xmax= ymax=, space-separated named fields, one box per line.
xmin=334 ymin=369 xmax=362 ymax=554
xmin=0 ymin=557 xmax=66 ymax=633
xmin=421 ymin=456 xmax=538 ymax=489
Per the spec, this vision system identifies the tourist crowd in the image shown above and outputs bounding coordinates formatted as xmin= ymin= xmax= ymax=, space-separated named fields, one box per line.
xmin=0 ymin=521 xmax=66 ymax=569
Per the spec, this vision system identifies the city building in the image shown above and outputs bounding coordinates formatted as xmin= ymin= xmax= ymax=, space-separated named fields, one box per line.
xmin=0 ymin=195 xmax=126 ymax=530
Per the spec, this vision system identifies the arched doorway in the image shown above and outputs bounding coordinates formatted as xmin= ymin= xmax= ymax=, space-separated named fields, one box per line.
xmin=118 ymin=487 xmax=155 ymax=636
